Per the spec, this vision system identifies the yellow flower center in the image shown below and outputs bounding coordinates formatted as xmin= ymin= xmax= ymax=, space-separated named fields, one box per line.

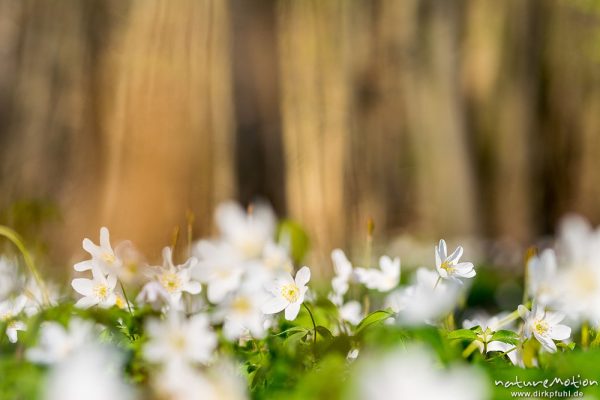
xmin=93 ymin=284 xmax=109 ymax=301
xmin=159 ymin=272 xmax=182 ymax=293
xmin=0 ymin=312 xmax=12 ymax=321
xmin=170 ymin=333 xmax=187 ymax=351
xmin=534 ymin=320 xmax=549 ymax=335
xmin=232 ymin=296 xmax=252 ymax=313
xmin=281 ymin=284 xmax=299 ymax=302
xmin=440 ymin=261 xmax=455 ymax=273
xmin=102 ymin=252 xmax=116 ymax=264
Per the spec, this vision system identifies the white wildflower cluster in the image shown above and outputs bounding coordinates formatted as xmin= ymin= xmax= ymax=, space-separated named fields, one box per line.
xmin=5 ymin=202 xmax=600 ymax=399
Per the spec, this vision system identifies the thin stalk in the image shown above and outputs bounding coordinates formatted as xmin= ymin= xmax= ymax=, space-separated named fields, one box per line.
xmin=303 ymin=303 xmax=318 ymax=352
xmin=582 ymin=322 xmax=590 ymax=349
xmin=462 ymin=340 xmax=481 ymax=358
xmin=119 ymin=280 xmax=134 ymax=315
xmin=0 ymin=226 xmax=49 ymax=305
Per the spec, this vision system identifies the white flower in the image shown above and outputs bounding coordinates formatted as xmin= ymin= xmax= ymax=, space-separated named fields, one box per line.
xmin=26 ymin=319 xmax=96 ymax=364
xmin=72 ymin=267 xmax=117 ymax=309
xmin=355 ymin=255 xmax=401 ymax=292
xmin=0 ymin=295 xmax=27 ymax=342
xmin=553 ymin=215 xmax=600 ymax=325
xmin=386 ymin=267 xmax=460 ymax=325
xmin=214 ymin=288 xmax=268 ymax=341
xmin=153 ymin=360 xmax=247 ymax=400
xmin=136 ymin=281 xmax=170 ymax=310
xmin=329 ymin=249 xmax=354 ymax=305
xmin=463 ymin=313 xmax=518 ymax=364
xmin=435 ymin=239 xmax=476 ymax=283
xmin=0 ymin=256 xmax=23 ymax=300
xmin=74 ymin=227 xmax=120 ymax=275
xmin=518 ymin=304 xmax=571 ymax=353
xmin=43 ymin=344 xmax=135 ymax=400
xmin=262 ymin=266 xmax=311 ymax=321
xmin=339 ymin=300 xmax=362 ymax=325
xmin=261 ymin=241 xmax=293 ymax=274
xmin=151 ymin=247 xmax=201 ymax=306
xmin=23 ymin=278 xmax=59 ymax=316
xmin=356 ymin=346 xmax=489 ymax=400
xmin=192 ymin=241 xmax=243 ymax=304
xmin=144 ymin=311 xmax=217 ymax=367
xmin=215 ymin=201 xmax=276 ymax=259
xmin=527 ymin=249 xmax=559 ymax=306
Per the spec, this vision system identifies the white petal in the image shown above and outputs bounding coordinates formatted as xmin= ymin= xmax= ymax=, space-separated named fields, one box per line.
xmin=71 ymin=279 xmax=94 ymax=296
xmin=437 ymin=239 xmax=447 ymax=260
xmin=285 ymin=302 xmax=301 ymax=320
xmin=6 ymin=327 xmax=18 ymax=343
xmin=75 ymin=296 xmax=98 ymax=309
xmin=295 ymin=266 xmax=311 ymax=287
xmin=73 ymin=260 xmax=93 ymax=272
xmin=447 ymin=246 xmax=463 ymax=263
xmin=261 ymin=297 xmax=287 ymax=314
xmin=550 ymin=324 xmax=571 ymax=341
xmin=534 ymin=332 xmax=557 ymax=353
xmin=100 ymin=227 xmax=111 ymax=250
xmin=183 ymin=281 xmax=202 ymax=295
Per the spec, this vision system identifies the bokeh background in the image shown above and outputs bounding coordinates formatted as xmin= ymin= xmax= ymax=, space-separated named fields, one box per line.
xmin=1 ymin=0 xmax=600 ymax=272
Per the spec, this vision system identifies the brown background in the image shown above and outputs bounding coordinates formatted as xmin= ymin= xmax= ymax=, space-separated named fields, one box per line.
xmin=0 ymin=0 xmax=599 ymax=271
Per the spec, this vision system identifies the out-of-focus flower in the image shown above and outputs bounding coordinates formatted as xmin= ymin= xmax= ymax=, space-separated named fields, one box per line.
xmin=553 ymin=215 xmax=600 ymax=325
xmin=153 ymin=360 xmax=247 ymax=400
xmin=329 ymin=249 xmax=354 ymax=305
xmin=215 ymin=201 xmax=276 ymax=259
xmin=527 ymin=249 xmax=558 ymax=306
xmin=150 ymin=247 xmax=201 ymax=307
xmin=518 ymin=303 xmax=571 ymax=353
xmin=0 ymin=256 xmax=23 ymax=300
xmin=435 ymin=239 xmax=475 ymax=284
xmin=262 ymin=266 xmax=311 ymax=321
xmin=144 ymin=311 xmax=217 ymax=367
xmin=261 ymin=241 xmax=293 ymax=274
xmin=355 ymin=346 xmax=488 ymax=400
xmin=72 ymin=267 xmax=117 ymax=309
xmin=23 ymin=278 xmax=59 ymax=316
xmin=26 ymin=319 xmax=96 ymax=365
xmin=192 ymin=241 xmax=244 ymax=304
xmin=386 ymin=267 xmax=460 ymax=325
xmin=43 ymin=344 xmax=135 ymax=400
xmin=0 ymin=295 xmax=27 ymax=342
xmin=355 ymin=255 xmax=400 ymax=292
xmin=463 ymin=313 xmax=518 ymax=364
xmin=74 ymin=227 xmax=120 ymax=275
xmin=136 ymin=281 xmax=170 ymax=310
xmin=214 ymin=288 xmax=268 ymax=341
xmin=340 ymin=300 xmax=363 ymax=325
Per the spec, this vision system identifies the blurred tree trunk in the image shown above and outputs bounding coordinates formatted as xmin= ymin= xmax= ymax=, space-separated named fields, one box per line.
xmin=277 ymin=0 xmax=351 ymax=267
xmin=462 ymin=0 xmax=538 ymax=242
xmin=540 ymin=0 xmax=600 ymax=225
xmin=346 ymin=0 xmax=414 ymax=249
xmin=99 ymin=0 xmax=236 ymax=257
xmin=0 ymin=0 xmax=113 ymax=260
xmin=401 ymin=0 xmax=480 ymax=239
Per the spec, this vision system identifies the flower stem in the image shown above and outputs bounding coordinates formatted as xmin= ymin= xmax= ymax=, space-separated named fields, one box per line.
xmin=119 ymin=280 xmax=134 ymax=315
xmin=496 ymin=307 xmax=523 ymax=329
xmin=0 ymin=225 xmax=50 ymax=305
xmin=303 ymin=303 xmax=318 ymax=352
xmin=462 ymin=340 xmax=480 ymax=358
xmin=433 ymin=276 xmax=442 ymax=290
xmin=582 ymin=322 xmax=590 ymax=349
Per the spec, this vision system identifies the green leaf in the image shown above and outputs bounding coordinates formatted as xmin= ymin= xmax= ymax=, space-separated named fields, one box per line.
xmin=274 ymin=326 xmax=309 ymax=337
xmin=316 ymin=326 xmax=334 ymax=341
xmin=277 ymin=219 xmax=310 ymax=263
xmin=447 ymin=329 xmax=478 ymax=341
xmin=355 ymin=310 xmax=393 ymax=335
xmin=284 ymin=330 xmax=309 ymax=347
xmin=490 ymin=330 xmax=520 ymax=345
